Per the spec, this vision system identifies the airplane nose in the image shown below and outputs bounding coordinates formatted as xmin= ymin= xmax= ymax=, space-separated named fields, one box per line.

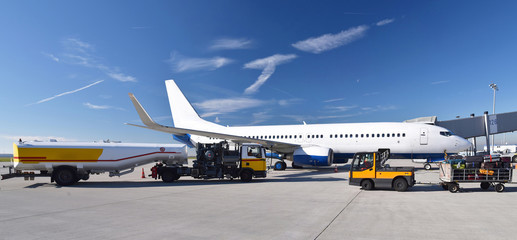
xmin=456 ymin=137 xmax=472 ymax=151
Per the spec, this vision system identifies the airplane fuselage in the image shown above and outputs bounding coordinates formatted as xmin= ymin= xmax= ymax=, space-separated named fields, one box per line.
xmin=190 ymin=122 xmax=470 ymax=163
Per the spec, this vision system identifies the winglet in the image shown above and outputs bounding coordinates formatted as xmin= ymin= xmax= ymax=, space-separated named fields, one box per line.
xmin=128 ymin=93 xmax=158 ymax=127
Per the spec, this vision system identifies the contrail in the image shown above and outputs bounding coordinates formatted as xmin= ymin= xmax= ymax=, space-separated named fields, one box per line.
xmin=28 ymin=80 xmax=104 ymax=105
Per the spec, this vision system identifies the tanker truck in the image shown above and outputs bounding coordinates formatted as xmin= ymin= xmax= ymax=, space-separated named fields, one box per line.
xmin=2 ymin=140 xmax=188 ymax=186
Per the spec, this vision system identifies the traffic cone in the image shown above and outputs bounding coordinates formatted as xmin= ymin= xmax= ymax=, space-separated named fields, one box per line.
xmin=141 ymin=168 xmax=146 ymax=178
xmin=334 ymin=165 xmax=338 ymax=173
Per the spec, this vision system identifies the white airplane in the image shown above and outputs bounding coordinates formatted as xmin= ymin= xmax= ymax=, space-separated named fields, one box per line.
xmin=127 ymin=79 xmax=471 ymax=170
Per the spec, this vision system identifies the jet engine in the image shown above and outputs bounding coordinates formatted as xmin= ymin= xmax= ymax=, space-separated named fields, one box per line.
xmin=293 ymin=146 xmax=334 ymax=166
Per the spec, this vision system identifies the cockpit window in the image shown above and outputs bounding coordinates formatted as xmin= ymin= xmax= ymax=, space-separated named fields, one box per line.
xmin=440 ymin=131 xmax=453 ymax=137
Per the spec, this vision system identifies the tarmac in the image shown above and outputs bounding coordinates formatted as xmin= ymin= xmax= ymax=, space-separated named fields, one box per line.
xmin=1 ymin=160 xmax=516 ymax=240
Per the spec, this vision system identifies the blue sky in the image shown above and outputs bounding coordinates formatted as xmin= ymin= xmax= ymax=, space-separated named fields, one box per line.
xmin=1 ymin=1 xmax=517 ymax=153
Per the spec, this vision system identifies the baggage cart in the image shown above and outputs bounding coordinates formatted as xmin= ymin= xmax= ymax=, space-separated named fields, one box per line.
xmin=439 ymin=161 xmax=512 ymax=193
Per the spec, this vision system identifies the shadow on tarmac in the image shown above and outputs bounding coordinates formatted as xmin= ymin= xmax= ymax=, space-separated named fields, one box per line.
xmin=22 ymin=168 xmax=346 ymax=189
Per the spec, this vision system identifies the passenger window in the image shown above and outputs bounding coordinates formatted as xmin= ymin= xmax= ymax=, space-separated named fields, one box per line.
xmin=382 ymin=134 xmax=385 ymax=137
xmin=361 ymin=134 xmax=364 ymax=138
xmin=403 ymin=133 xmax=406 ymax=137
xmin=397 ymin=133 xmax=400 ymax=137
xmin=355 ymin=134 xmax=358 ymax=138
xmin=340 ymin=134 xmax=343 ymax=138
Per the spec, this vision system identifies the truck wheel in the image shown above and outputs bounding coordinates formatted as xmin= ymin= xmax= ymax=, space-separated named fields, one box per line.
xmin=240 ymin=170 xmax=253 ymax=182
xmin=281 ymin=162 xmax=287 ymax=170
xmin=393 ymin=178 xmax=408 ymax=192
xmin=512 ymin=155 xmax=517 ymax=163
xmin=495 ymin=184 xmax=505 ymax=192
xmin=161 ymin=169 xmax=176 ymax=183
xmin=448 ymin=183 xmax=459 ymax=193
xmin=361 ymin=179 xmax=374 ymax=190
xmin=424 ymin=163 xmax=432 ymax=170
xmin=54 ymin=168 xmax=78 ymax=186
xmin=480 ymin=182 xmax=490 ymax=190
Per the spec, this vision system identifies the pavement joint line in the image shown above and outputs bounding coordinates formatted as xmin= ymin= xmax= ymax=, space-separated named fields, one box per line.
xmin=0 ymin=185 xmax=216 ymax=223
xmin=314 ymin=190 xmax=362 ymax=240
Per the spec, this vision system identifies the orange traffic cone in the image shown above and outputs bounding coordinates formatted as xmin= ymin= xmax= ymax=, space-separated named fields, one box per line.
xmin=141 ymin=168 xmax=146 ymax=178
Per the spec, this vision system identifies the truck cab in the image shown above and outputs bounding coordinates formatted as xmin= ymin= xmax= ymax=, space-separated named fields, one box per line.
xmin=349 ymin=149 xmax=415 ymax=191
xmin=239 ymin=143 xmax=267 ymax=180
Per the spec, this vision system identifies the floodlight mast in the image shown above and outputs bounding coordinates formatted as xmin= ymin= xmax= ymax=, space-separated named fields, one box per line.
xmin=489 ymin=83 xmax=498 ymax=154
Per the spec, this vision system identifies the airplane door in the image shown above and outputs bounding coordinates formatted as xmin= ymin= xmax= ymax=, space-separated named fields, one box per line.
xmin=420 ymin=128 xmax=428 ymax=145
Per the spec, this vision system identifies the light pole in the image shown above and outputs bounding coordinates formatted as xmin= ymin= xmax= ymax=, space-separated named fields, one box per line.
xmin=489 ymin=83 xmax=498 ymax=154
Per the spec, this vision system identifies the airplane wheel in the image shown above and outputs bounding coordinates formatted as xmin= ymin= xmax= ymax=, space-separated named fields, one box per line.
xmin=393 ymin=178 xmax=408 ymax=192
xmin=361 ymin=179 xmax=374 ymax=190
xmin=274 ymin=161 xmax=285 ymax=171
xmin=424 ymin=163 xmax=432 ymax=170
xmin=281 ymin=161 xmax=287 ymax=170
xmin=448 ymin=183 xmax=459 ymax=193
xmin=292 ymin=162 xmax=303 ymax=169
xmin=480 ymin=182 xmax=490 ymax=190
xmin=495 ymin=184 xmax=505 ymax=193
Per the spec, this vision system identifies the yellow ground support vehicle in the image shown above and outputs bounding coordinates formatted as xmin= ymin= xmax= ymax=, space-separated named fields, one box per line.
xmin=153 ymin=141 xmax=267 ymax=182
xmin=349 ymin=149 xmax=415 ymax=191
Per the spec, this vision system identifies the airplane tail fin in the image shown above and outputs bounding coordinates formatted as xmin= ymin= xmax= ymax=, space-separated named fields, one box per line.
xmin=165 ymin=79 xmax=223 ymax=131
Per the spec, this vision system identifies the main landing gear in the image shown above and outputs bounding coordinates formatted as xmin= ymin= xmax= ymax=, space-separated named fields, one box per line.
xmin=273 ymin=161 xmax=287 ymax=171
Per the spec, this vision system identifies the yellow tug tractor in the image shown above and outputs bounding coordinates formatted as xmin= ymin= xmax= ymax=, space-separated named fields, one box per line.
xmin=349 ymin=149 xmax=415 ymax=191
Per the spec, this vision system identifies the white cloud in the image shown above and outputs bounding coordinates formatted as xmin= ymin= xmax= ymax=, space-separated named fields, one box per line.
xmin=326 ymin=105 xmax=358 ymax=112
xmin=431 ymin=80 xmax=449 ymax=85
xmin=323 ymin=98 xmax=345 ymax=103
xmin=210 ymin=38 xmax=252 ymax=50
xmin=244 ymin=54 xmax=297 ymax=69
xmin=243 ymin=54 xmax=297 ymax=94
xmin=278 ymin=98 xmax=302 ymax=106
xmin=64 ymin=38 xmax=93 ymax=51
xmin=83 ymin=102 xmax=111 ymax=110
xmin=42 ymin=52 xmax=59 ymax=62
xmin=61 ymin=38 xmax=137 ymax=82
xmin=170 ymin=53 xmax=233 ymax=72
xmin=107 ymin=72 xmax=137 ymax=82
xmin=291 ymin=25 xmax=369 ymax=54
xmin=84 ymin=102 xmax=124 ymax=110
xmin=250 ymin=111 xmax=272 ymax=125
xmin=28 ymin=80 xmax=104 ymax=105
xmin=376 ymin=18 xmax=395 ymax=26
xmin=194 ymin=97 xmax=266 ymax=117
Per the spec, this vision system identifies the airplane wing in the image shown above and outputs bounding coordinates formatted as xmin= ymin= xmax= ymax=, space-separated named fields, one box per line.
xmin=127 ymin=93 xmax=299 ymax=153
